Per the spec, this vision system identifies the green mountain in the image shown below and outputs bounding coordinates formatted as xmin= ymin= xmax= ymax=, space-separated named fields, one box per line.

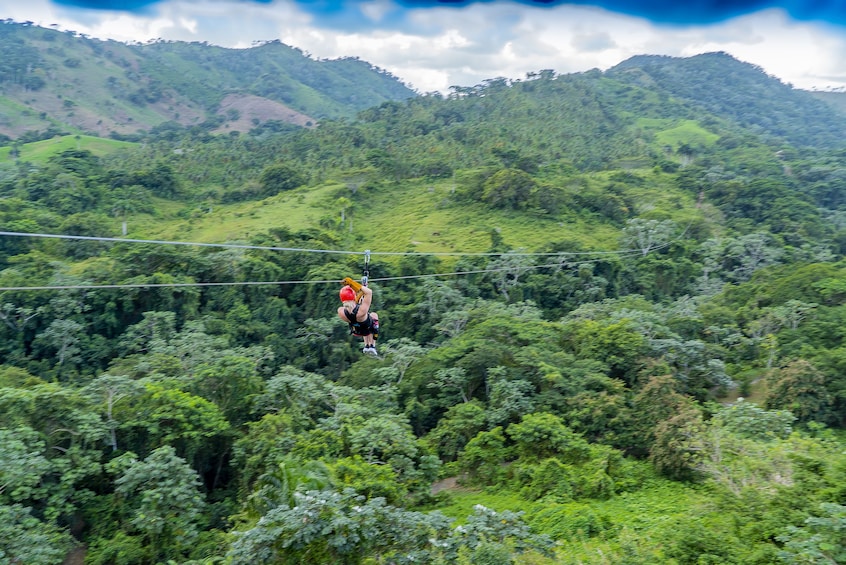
xmin=606 ymin=51 xmax=846 ymax=148
xmin=93 ymin=51 xmax=846 ymax=208
xmin=0 ymin=20 xmax=415 ymax=141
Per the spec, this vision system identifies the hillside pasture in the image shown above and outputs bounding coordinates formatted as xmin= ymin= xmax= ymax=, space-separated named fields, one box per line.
xmin=0 ymin=134 xmax=136 ymax=163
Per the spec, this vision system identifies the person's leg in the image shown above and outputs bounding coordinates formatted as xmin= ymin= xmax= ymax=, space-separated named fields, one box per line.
xmin=367 ymin=313 xmax=379 ymax=347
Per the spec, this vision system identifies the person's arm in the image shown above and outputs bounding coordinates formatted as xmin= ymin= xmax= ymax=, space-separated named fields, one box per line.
xmin=357 ymin=286 xmax=373 ymax=319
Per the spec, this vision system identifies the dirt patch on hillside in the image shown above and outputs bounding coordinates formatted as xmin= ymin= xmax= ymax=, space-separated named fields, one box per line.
xmin=214 ymin=93 xmax=316 ymax=134
xmin=63 ymin=546 xmax=86 ymax=565
xmin=431 ymin=474 xmax=472 ymax=495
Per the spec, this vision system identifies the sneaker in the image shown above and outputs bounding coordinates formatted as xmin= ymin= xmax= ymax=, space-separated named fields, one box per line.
xmin=363 ymin=346 xmax=378 ymax=357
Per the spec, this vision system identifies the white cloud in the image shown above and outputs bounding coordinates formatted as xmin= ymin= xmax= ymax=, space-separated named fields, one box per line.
xmin=4 ymin=0 xmax=846 ymax=93
xmin=571 ymin=31 xmax=617 ymax=53
xmin=359 ymin=0 xmax=396 ymax=24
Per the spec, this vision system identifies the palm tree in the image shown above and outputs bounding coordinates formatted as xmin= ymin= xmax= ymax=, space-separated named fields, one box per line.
xmin=245 ymin=457 xmax=333 ymax=517
xmin=337 ymin=196 xmax=353 ymax=231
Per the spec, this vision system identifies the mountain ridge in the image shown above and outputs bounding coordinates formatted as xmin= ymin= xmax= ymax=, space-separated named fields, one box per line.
xmin=606 ymin=51 xmax=846 ymax=148
xmin=0 ymin=21 xmax=416 ymax=140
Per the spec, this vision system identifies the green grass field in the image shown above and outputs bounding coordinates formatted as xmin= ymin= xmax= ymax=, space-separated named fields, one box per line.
xmin=128 ymin=176 xmax=630 ymax=264
xmin=0 ymin=134 xmax=136 ymax=164
xmin=636 ymin=118 xmax=720 ymax=149
xmin=429 ymin=477 xmax=707 ymax=563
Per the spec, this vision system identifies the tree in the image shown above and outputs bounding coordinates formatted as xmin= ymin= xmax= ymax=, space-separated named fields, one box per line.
xmin=625 ymin=374 xmax=696 ymax=457
xmin=772 ymin=300 xmax=817 ymax=331
xmin=191 ymin=355 xmax=264 ymax=425
xmin=246 ymin=457 xmax=333 ymax=517
xmin=416 ymin=279 xmax=465 ymax=317
xmin=681 ymin=404 xmax=803 ymax=496
xmin=425 ymin=400 xmax=487 ymax=462
xmin=621 ymin=218 xmax=677 ymax=256
xmin=31 ymin=318 xmax=84 ymax=377
xmin=717 ymin=399 xmax=795 ymax=440
xmin=507 ymin=412 xmax=591 ymax=463
xmin=649 ymin=337 xmax=731 ymax=397
xmin=486 ymin=367 xmax=535 ymax=427
xmin=777 ymin=503 xmax=846 ymax=565
xmin=428 ymin=367 xmax=476 ymax=404
xmin=379 ymin=338 xmax=426 ymax=384
xmin=330 ymin=456 xmax=407 ymax=504
xmin=451 ymin=504 xmax=553 ymax=561
xmin=435 ymin=309 xmax=471 ymax=338
xmin=117 ymin=311 xmax=177 ymax=355
xmin=114 ymin=446 xmax=206 ymax=562
xmin=564 ymin=318 xmax=648 ymax=383
xmin=765 ymin=359 xmax=833 ymax=424
xmin=336 ymin=196 xmax=353 ymax=230
xmin=132 ymin=162 xmax=180 ymax=198
xmin=294 ymin=316 xmax=343 ymax=369
xmin=227 ymin=489 xmax=551 ymax=565
xmin=458 ymin=427 xmax=510 ymax=485
xmin=0 ymin=302 xmax=40 ymax=360
xmin=81 ymin=374 xmax=145 ymax=452
xmin=649 ymin=404 xmax=705 ymax=480
xmin=486 ymin=252 xmax=535 ymax=302
xmin=482 ymin=168 xmax=536 ymax=210
xmin=0 ymin=427 xmax=48 ymax=502
xmin=227 ymin=488 xmax=452 ymax=565
xmin=347 ymin=414 xmax=439 ymax=492
xmin=259 ymin=163 xmax=305 ymax=196
xmin=110 ymin=184 xmax=150 ymax=236
xmin=254 ymin=366 xmax=368 ymax=425
xmin=118 ymin=382 xmax=231 ymax=464
xmin=724 ymin=233 xmax=784 ymax=282
xmin=0 ymin=383 xmax=107 ymax=521
xmin=0 ymin=504 xmax=74 ymax=565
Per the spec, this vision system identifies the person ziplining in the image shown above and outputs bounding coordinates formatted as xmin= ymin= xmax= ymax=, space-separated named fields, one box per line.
xmin=338 ymin=251 xmax=380 ymax=356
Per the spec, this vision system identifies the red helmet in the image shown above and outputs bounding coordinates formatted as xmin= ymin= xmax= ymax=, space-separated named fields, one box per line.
xmin=339 ymin=285 xmax=356 ymax=302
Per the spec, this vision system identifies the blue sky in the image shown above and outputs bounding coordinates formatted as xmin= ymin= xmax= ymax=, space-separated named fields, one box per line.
xmin=6 ymin=0 xmax=846 ymax=93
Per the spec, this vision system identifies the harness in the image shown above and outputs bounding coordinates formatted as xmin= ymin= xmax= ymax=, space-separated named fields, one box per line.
xmin=343 ymin=304 xmax=375 ymax=336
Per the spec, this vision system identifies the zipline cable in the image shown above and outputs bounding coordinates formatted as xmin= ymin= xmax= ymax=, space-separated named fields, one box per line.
xmin=0 ymin=230 xmax=667 ymax=258
xmin=0 ymin=253 xmax=643 ymax=292
xmin=0 ymin=216 xmax=691 ymax=292
xmin=0 ymin=231 xmax=361 ymax=255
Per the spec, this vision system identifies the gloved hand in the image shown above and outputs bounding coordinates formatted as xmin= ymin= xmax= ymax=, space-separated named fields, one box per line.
xmin=343 ymin=277 xmax=365 ymax=301
xmin=343 ymin=277 xmax=362 ymax=290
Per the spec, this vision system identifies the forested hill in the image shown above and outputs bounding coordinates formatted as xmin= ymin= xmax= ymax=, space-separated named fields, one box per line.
xmin=0 ymin=20 xmax=415 ymax=140
xmin=115 ymin=51 xmax=846 ymax=196
xmin=5 ymin=45 xmax=846 ymax=564
xmin=607 ymin=52 xmax=846 ymax=148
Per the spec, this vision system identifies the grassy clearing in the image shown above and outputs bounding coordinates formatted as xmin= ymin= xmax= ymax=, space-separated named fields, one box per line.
xmin=656 ymin=121 xmax=719 ymax=148
xmin=122 ymin=167 xmax=700 ymax=277
xmin=133 ymin=183 xmax=335 ymax=243
xmin=130 ymin=176 xmax=626 ymax=256
xmin=429 ymin=477 xmax=707 ymax=562
xmin=428 ymin=488 xmax=534 ymax=524
xmin=636 ymin=118 xmax=720 ymax=149
xmin=362 ymin=179 xmax=622 ymax=254
xmin=0 ymin=134 xmax=136 ymax=163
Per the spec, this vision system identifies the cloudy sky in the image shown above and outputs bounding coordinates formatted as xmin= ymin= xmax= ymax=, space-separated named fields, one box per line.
xmin=4 ymin=0 xmax=846 ymax=94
